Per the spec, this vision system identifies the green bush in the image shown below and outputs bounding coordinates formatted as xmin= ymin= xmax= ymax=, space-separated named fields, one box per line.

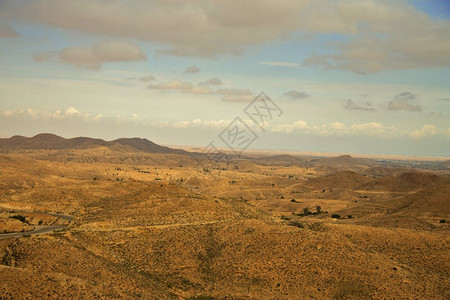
xmin=331 ymin=214 xmax=341 ymax=219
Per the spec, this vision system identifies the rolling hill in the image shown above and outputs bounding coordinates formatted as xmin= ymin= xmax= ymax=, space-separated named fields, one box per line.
xmin=0 ymin=133 xmax=190 ymax=155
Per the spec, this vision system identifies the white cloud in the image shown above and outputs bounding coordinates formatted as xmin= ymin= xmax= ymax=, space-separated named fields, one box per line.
xmin=64 ymin=107 xmax=81 ymax=116
xmin=33 ymin=40 xmax=147 ymax=70
xmin=272 ymin=120 xmax=308 ymax=133
xmin=2 ymin=106 xmax=449 ymax=140
xmin=312 ymin=122 xmax=349 ymax=136
xmin=349 ymin=122 xmax=399 ymax=138
xmin=25 ymin=108 xmax=37 ymax=118
xmin=172 ymin=119 xmax=231 ymax=129
xmin=52 ymin=107 xmax=83 ymax=119
xmin=92 ymin=113 xmax=104 ymax=121
xmin=410 ymin=124 xmax=438 ymax=139
xmin=268 ymin=120 xmax=444 ymax=139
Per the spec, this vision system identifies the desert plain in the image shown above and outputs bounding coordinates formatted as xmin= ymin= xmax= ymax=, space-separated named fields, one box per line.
xmin=0 ymin=134 xmax=449 ymax=299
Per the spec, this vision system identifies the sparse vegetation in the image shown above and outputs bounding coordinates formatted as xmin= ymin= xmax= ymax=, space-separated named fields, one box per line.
xmin=0 ymin=143 xmax=448 ymax=299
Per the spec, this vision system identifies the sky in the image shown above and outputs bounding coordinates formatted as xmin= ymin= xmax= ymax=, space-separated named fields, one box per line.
xmin=0 ymin=0 xmax=449 ymax=157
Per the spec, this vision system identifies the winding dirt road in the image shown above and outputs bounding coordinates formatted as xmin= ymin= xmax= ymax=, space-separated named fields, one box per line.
xmin=0 ymin=211 xmax=74 ymax=240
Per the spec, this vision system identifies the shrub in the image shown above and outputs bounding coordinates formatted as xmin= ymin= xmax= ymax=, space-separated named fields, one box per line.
xmin=316 ymin=205 xmax=322 ymax=214
xmin=290 ymin=199 xmax=296 ymax=203
xmin=11 ymin=215 xmax=26 ymax=222
xmin=348 ymin=215 xmax=353 ymax=219
xmin=331 ymin=214 xmax=341 ymax=219
xmin=280 ymin=215 xmax=291 ymax=220
xmin=439 ymin=219 xmax=446 ymax=223
xmin=288 ymin=220 xmax=305 ymax=228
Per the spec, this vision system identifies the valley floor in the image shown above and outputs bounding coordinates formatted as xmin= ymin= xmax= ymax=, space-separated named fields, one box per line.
xmin=0 ymin=149 xmax=449 ymax=299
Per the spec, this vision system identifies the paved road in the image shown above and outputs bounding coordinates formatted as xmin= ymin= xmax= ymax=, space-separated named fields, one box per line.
xmin=0 ymin=211 xmax=74 ymax=240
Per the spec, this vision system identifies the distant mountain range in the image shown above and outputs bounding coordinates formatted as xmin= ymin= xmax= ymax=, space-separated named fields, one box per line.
xmin=1 ymin=134 xmax=448 ymax=170
xmin=0 ymin=133 xmax=189 ymax=155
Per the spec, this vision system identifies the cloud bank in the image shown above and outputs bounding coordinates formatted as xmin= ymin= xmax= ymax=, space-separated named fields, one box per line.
xmin=2 ymin=0 xmax=449 ymax=73
xmin=33 ymin=40 xmax=147 ymax=70
xmin=2 ymin=107 xmax=448 ymax=140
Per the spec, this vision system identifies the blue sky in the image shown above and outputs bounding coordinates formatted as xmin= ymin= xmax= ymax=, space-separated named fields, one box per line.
xmin=0 ymin=0 xmax=449 ymax=157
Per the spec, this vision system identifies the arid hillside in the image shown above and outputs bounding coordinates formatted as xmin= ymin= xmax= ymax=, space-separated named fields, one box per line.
xmin=0 ymin=140 xmax=449 ymax=299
